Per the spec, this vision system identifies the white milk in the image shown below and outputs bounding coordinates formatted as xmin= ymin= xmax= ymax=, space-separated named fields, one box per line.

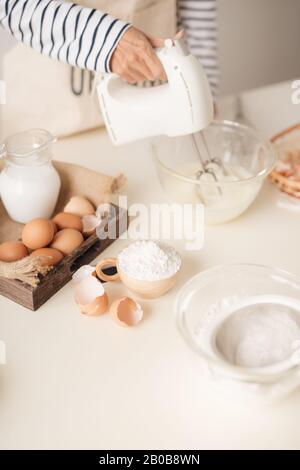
xmin=0 ymin=129 xmax=61 ymax=223
xmin=0 ymin=162 xmax=60 ymax=223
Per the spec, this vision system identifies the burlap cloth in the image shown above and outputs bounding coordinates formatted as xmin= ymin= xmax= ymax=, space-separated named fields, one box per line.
xmin=0 ymin=161 xmax=125 ymax=284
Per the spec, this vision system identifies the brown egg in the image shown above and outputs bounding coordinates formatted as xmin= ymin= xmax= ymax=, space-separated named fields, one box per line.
xmin=30 ymin=247 xmax=64 ymax=266
xmin=22 ymin=218 xmax=55 ymax=250
xmin=63 ymin=196 xmax=95 ymax=217
xmin=0 ymin=241 xmax=29 ymax=262
xmin=51 ymin=220 xmax=58 ymax=235
xmin=50 ymin=228 xmax=83 ymax=255
xmin=53 ymin=212 xmax=83 ymax=232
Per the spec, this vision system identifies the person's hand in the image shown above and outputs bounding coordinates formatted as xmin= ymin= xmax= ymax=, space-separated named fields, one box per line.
xmin=110 ymin=26 xmax=167 ymax=83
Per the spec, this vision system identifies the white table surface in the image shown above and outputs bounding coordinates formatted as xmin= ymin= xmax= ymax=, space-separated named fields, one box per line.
xmin=1 ymin=83 xmax=300 ymax=450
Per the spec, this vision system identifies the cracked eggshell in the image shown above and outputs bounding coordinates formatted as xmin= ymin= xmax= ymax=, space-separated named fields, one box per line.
xmin=82 ymin=214 xmax=101 ymax=237
xmin=64 ymin=196 xmax=95 ymax=217
xmin=72 ymin=265 xmax=96 ymax=284
xmin=110 ymin=297 xmax=143 ymax=327
xmin=75 ymin=276 xmax=108 ymax=315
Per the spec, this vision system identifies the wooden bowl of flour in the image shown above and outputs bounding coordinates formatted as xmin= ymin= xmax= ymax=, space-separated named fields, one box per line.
xmin=95 ymin=242 xmax=181 ymax=299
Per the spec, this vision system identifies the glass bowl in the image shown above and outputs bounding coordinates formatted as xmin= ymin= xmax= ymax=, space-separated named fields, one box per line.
xmin=175 ymin=264 xmax=300 ymax=402
xmin=152 ymin=120 xmax=276 ymax=224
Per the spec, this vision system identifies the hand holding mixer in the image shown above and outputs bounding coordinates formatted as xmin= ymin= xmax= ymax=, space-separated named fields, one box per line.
xmin=97 ymin=38 xmax=224 ymax=186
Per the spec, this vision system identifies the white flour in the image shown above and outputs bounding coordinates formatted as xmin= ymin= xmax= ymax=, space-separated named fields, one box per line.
xmin=196 ymin=295 xmax=300 ymax=369
xmin=118 ymin=240 xmax=181 ymax=281
xmin=216 ymin=302 xmax=300 ymax=368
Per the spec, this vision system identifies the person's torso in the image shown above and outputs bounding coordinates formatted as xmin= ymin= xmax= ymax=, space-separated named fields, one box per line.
xmin=75 ymin=0 xmax=176 ymax=37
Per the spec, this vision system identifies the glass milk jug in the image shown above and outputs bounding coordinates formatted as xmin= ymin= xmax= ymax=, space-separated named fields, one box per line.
xmin=0 ymin=129 xmax=61 ymax=223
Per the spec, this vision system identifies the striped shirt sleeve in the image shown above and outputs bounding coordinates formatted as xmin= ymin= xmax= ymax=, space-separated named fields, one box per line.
xmin=177 ymin=0 xmax=219 ymax=95
xmin=0 ymin=0 xmax=130 ymax=73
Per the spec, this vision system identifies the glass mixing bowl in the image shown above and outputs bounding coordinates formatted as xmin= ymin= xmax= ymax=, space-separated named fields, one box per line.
xmin=152 ymin=120 xmax=276 ymax=224
xmin=175 ymin=264 xmax=300 ymax=403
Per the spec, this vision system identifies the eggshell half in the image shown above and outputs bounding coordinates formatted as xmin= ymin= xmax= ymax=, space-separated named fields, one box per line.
xmin=75 ymin=276 xmax=108 ymax=315
xmin=110 ymin=297 xmax=143 ymax=327
xmin=82 ymin=214 xmax=100 ymax=237
xmin=64 ymin=196 xmax=95 ymax=217
xmin=72 ymin=265 xmax=96 ymax=284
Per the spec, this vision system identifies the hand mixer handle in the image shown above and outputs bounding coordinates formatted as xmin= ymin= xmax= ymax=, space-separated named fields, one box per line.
xmin=97 ymin=38 xmax=214 ymax=144
xmin=156 ymin=38 xmax=214 ymax=134
xmin=155 ymin=38 xmax=189 ymax=80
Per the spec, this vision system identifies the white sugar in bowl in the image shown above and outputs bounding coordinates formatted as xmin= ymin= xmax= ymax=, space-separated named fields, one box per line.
xmin=96 ymin=241 xmax=182 ymax=299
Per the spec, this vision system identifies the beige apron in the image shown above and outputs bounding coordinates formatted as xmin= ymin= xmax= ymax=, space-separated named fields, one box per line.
xmin=2 ymin=0 xmax=176 ymax=137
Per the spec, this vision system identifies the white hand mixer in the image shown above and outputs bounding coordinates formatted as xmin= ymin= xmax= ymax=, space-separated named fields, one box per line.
xmin=97 ymin=38 xmax=224 ymax=185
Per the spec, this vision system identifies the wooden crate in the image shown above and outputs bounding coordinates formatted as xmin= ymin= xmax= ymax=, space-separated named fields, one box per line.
xmin=0 ymin=205 xmax=127 ymax=310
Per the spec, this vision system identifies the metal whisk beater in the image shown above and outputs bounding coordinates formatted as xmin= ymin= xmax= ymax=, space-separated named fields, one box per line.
xmin=191 ymin=132 xmax=226 ymax=195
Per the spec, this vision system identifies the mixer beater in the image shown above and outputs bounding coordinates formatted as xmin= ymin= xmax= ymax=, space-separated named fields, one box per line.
xmin=191 ymin=132 xmax=227 ymax=195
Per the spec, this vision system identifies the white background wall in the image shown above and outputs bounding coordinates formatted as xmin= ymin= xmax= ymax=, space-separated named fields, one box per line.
xmin=218 ymin=0 xmax=300 ymax=94
xmin=1 ymin=0 xmax=300 ymax=95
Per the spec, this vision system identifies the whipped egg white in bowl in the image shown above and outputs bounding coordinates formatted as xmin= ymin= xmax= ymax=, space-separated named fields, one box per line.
xmin=152 ymin=120 xmax=276 ymax=224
